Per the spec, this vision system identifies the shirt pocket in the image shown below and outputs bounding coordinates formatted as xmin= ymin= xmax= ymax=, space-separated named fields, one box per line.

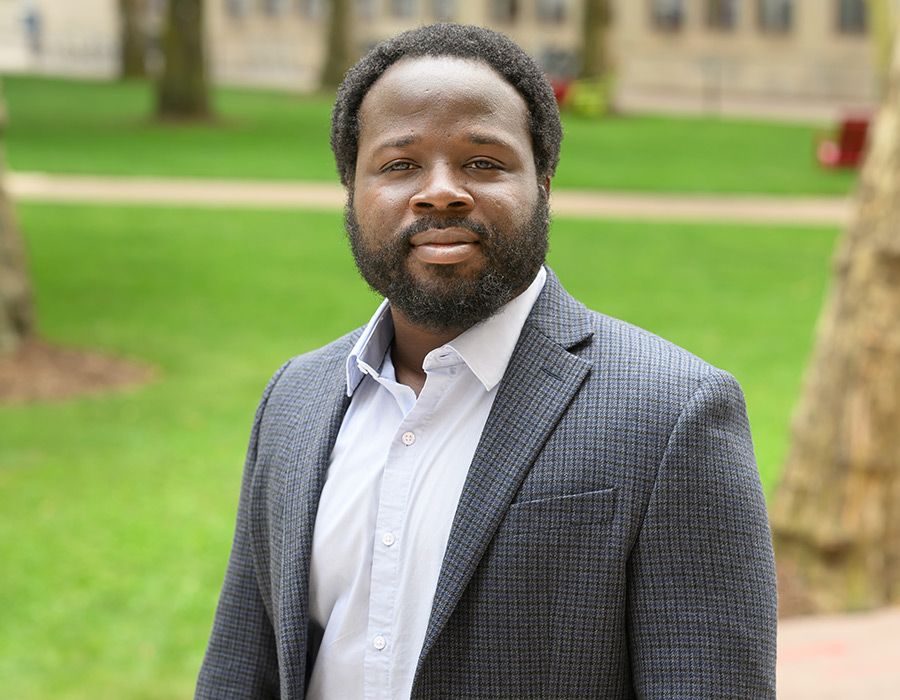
xmin=497 ymin=487 xmax=617 ymax=537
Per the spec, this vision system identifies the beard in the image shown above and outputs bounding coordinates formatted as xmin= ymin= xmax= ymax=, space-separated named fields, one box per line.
xmin=345 ymin=189 xmax=550 ymax=335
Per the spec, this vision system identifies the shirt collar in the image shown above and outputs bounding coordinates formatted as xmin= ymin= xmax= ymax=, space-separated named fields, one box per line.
xmin=345 ymin=297 xmax=394 ymax=396
xmin=345 ymin=266 xmax=547 ymax=396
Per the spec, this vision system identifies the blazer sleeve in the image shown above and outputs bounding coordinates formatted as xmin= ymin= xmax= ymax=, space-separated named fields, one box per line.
xmin=626 ymin=369 xmax=777 ymax=698
xmin=195 ymin=362 xmax=291 ymax=699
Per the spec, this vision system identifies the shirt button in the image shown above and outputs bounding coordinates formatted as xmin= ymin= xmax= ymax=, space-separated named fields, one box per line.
xmin=373 ymin=635 xmax=387 ymax=650
xmin=401 ymin=431 xmax=416 ymax=446
xmin=381 ymin=532 xmax=395 ymax=547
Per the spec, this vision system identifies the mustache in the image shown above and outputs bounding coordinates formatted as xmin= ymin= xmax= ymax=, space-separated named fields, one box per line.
xmin=399 ymin=216 xmax=492 ymax=243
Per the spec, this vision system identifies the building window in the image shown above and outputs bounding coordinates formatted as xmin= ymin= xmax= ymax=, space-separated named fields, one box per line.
xmin=837 ymin=0 xmax=866 ymax=33
xmin=758 ymin=0 xmax=793 ymax=33
xmin=432 ymin=0 xmax=454 ymax=20
xmin=490 ymin=0 xmax=519 ymax=24
xmin=355 ymin=0 xmax=376 ymax=20
xmin=707 ymin=0 xmax=739 ymax=29
xmin=263 ymin=0 xmax=290 ymax=15
xmin=226 ymin=0 xmax=251 ymax=18
xmin=650 ymin=0 xmax=684 ymax=31
xmin=540 ymin=48 xmax=578 ymax=79
xmin=537 ymin=0 xmax=568 ymax=23
xmin=390 ymin=0 xmax=414 ymax=17
xmin=298 ymin=0 xmax=326 ymax=19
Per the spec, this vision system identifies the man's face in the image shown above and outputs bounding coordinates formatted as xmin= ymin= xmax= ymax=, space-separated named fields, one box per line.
xmin=348 ymin=55 xmax=551 ymax=334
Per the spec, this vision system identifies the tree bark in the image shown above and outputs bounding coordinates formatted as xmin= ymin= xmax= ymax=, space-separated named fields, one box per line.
xmin=771 ymin=26 xmax=900 ymax=615
xmin=580 ymin=0 xmax=612 ymax=79
xmin=320 ymin=0 xmax=353 ymax=90
xmin=156 ymin=0 xmax=211 ymax=120
xmin=119 ymin=0 xmax=148 ymax=80
xmin=0 ymin=79 xmax=36 ymax=354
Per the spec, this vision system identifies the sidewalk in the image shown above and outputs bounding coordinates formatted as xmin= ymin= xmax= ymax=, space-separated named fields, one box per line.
xmin=6 ymin=171 xmax=853 ymax=226
xmin=777 ymin=606 xmax=900 ymax=699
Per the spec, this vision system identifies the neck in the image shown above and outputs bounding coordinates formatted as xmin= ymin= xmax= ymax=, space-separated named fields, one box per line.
xmin=389 ymin=310 xmax=464 ymax=396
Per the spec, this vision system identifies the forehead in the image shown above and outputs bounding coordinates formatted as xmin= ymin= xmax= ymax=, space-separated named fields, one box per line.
xmin=357 ymin=56 xmax=531 ymax=144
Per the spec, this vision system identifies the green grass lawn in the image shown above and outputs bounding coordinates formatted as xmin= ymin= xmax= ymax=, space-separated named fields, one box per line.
xmin=557 ymin=112 xmax=857 ymax=194
xmin=0 ymin=202 xmax=837 ymax=698
xmin=2 ymin=76 xmax=338 ymax=183
xmin=1 ymin=75 xmax=857 ymax=195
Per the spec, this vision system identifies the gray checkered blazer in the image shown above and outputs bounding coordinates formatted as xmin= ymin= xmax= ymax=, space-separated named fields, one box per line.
xmin=196 ymin=268 xmax=777 ymax=698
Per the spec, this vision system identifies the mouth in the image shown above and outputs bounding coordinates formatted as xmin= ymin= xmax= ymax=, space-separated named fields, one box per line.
xmin=409 ymin=228 xmax=480 ymax=265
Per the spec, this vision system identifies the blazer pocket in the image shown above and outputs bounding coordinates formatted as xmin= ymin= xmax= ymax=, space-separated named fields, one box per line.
xmin=498 ymin=487 xmax=617 ymax=537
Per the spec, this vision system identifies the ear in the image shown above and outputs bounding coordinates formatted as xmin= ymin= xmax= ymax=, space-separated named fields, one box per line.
xmin=540 ymin=175 xmax=552 ymax=197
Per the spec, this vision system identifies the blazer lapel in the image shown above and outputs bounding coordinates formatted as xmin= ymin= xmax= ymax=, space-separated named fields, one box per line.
xmin=416 ymin=270 xmax=595 ymax=671
xmin=275 ymin=344 xmax=354 ymax=698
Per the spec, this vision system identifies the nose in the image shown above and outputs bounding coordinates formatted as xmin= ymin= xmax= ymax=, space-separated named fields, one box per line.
xmin=409 ymin=164 xmax=474 ymax=213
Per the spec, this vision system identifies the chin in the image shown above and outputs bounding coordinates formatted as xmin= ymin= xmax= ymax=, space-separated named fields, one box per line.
xmin=411 ymin=259 xmax=482 ymax=281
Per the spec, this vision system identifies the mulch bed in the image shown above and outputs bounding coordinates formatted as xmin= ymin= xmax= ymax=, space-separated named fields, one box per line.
xmin=0 ymin=338 xmax=155 ymax=404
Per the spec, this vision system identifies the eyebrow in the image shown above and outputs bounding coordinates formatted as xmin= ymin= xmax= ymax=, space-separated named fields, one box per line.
xmin=373 ymin=135 xmax=420 ymax=152
xmin=467 ymin=133 xmax=516 ymax=150
xmin=373 ymin=132 xmax=516 ymax=153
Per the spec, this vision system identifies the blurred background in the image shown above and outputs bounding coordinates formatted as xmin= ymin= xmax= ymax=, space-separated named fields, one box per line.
xmin=1 ymin=1 xmax=897 ymax=698
xmin=0 ymin=0 xmax=882 ymax=116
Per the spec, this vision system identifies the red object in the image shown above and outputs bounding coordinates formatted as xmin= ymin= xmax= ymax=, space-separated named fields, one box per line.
xmin=816 ymin=117 xmax=870 ymax=169
xmin=550 ymin=78 xmax=571 ymax=106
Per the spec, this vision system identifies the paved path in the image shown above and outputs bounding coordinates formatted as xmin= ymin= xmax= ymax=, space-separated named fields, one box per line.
xmin=778 ymin=606 xmax=900 ymax=699
xmin=9 ymin=169 xmax=896 ymax=697
xmin=6 ymin=171 xmax=852 ymax=226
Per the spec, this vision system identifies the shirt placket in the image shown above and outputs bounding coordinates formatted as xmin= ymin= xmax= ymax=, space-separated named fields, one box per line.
xmin=362 ymin=368 xmax=452 ymax=700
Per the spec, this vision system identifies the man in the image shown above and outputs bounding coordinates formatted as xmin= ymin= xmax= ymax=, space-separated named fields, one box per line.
xmin=196 ymin=23 xmax=777 ymax=699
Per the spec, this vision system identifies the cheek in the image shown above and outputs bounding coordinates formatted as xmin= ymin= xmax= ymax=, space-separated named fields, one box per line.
xmin=483 ymin=185 xmax=537 ymax=227
xmin=358 ymin=200 xmax=418 ymax=243
xmin=354 ymin=179 xmax=411 ymax=218
xmin=371 ymin=189 xmax=409 ymax=213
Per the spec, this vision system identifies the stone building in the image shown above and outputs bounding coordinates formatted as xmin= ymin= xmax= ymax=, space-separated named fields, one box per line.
xmin=616 ymin=0 xmax=878 ymax=119
xmin=0 ymin=0 xmax=885 ymax=118
xmin=208 ymin=0 xmax=581 ymax=91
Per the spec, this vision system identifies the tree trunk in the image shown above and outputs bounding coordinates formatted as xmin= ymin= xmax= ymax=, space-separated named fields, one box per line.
xmin=0 ymin=79 xmax=36 ymax=354
xmin=771 ymin=26 xmax=900 ymax=615
xmin=156 ymin=0 xmax=210 ymax=120
xmin=866 ymin=0 xmax=898 ymax=95
xmin=580 ymin=0 xmax=611 ymax=79
xmin=119 ymin=0 xmax=147 ymax=80
xmin=320 ymin=0 xmax=353 ymax=90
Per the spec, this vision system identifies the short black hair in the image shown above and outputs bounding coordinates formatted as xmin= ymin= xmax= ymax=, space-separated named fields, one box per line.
xmin=330 ymin=23 xmax=563 ymax=188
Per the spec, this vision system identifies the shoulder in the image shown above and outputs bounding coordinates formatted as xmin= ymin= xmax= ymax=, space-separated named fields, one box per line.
xmin=254 ymin=327 xmax=364 ymax=414
xmin=588 ymin=309 xmax=721 ymax=385
xmin=529 ymin=271 xmax=748 ymax=453
xmin=534 ymin=268 xmax=728 ymax=394
xmin=583 ymin=310 xmax=737 ymax=426
xmin=585 ymin=310 xmax=746 ymax=430
xmin=276 ymin=328 xmax=363 ymax=387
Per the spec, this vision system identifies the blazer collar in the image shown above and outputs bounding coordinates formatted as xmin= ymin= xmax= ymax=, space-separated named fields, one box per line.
xmin=526 ymin=266 xmax=596 ymax=351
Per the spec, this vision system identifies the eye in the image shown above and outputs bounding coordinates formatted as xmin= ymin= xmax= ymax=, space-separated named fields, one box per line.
xmin=466 ymin=159 xmax=501 ymax=171
xmin=382 ymin=161 xmax=417 ymax=173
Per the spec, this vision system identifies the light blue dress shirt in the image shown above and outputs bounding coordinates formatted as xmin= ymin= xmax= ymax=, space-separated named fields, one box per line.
xmin=306 ymin=267 xmax=546 ymax=700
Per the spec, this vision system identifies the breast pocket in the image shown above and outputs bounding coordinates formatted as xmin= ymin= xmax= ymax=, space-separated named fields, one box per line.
xmin=497 ymin=487 xmax=617 ymax=537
